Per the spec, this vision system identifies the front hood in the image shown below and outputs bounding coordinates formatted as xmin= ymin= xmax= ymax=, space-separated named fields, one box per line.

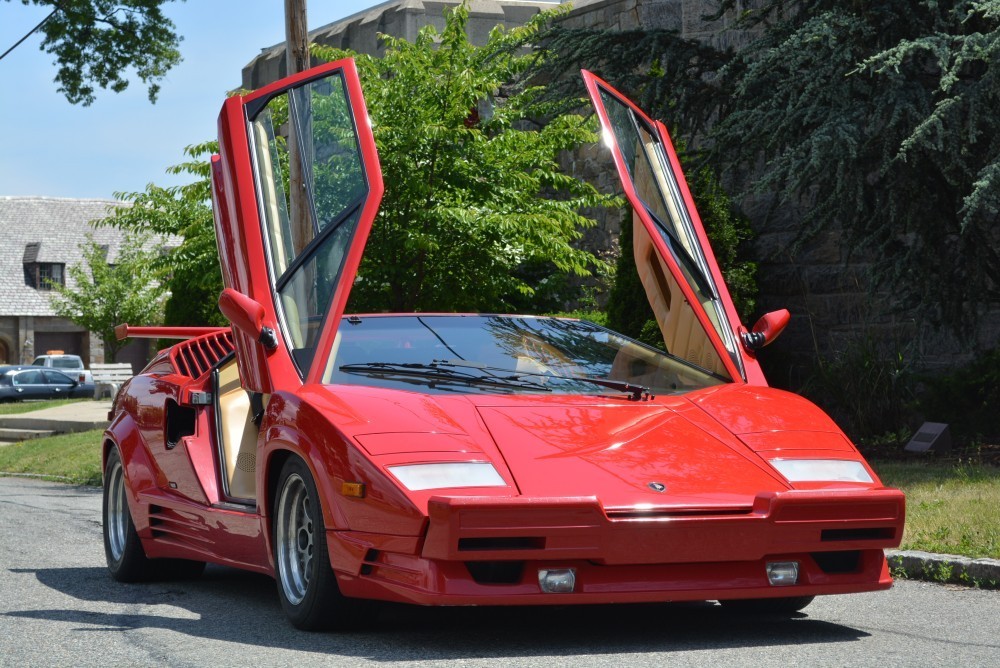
xmin=306 ymin=383 xmax=837 ymax=509
xmin=475 ymin=399 xmax=788 ymax=510
xmin=687 ymin=384 xmax=843 ymax=435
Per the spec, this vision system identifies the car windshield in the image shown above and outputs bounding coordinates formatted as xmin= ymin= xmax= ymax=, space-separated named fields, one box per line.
xmin=326 ymin=315 xmax=726 ymax=396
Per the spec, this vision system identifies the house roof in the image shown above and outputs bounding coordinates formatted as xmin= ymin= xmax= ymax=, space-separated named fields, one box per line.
xmin=0 ymin=196 xmax=135 ymax=317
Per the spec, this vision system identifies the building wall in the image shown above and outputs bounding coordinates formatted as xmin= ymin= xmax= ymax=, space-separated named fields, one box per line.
xmin=0 ymin=315 xmax=88 ymax=365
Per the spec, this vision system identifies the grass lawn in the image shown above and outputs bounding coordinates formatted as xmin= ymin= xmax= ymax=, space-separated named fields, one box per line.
xmin=1 ymin=431 xmax=996 ymax=559
xmin=872 ymin=460 xmax=1000 ymax=560
xmin=0 ymin=398 xmax=88 ymax=415
xmin=0 ymin=428 xmax=104 ymax=486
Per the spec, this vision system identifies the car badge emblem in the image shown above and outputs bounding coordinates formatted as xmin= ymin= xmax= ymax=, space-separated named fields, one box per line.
xmin=648 ymin=482 xmax=666 ymax=493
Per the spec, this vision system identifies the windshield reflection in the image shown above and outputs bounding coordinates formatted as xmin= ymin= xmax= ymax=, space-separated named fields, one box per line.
xmin=326 ymin=315 xmax=726 ymax=396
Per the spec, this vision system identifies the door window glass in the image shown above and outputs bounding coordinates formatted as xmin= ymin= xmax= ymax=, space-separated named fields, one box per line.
xmin=13 ymin=370 xmax=43 ymax=385
xmin=42 ymin=370 xmax=73 ymax=385
xmin=597 ymin=88 xmax=740 ymax=370
xmin=248 ymin=70 xmax=368 ymax=371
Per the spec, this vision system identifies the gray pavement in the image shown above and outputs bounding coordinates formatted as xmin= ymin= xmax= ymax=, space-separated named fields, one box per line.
xmin=2 ymin=477 xmax=1000 ymax=667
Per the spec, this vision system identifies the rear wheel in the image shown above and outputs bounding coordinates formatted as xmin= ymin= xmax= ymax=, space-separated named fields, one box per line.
xmin=273 ymin=456 xmax=366 ymax=630
xmin=719 ymin=595 xmax=815 ymax=614
xmin=103 ymin=446 xmax=205 ymax=582
xmin=103 ymin=446 xmax=154 ymax=582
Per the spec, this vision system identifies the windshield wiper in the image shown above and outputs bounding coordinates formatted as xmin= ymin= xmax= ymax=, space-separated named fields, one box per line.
xmin=338 ymin=362 xmax=552 ymax=392
xmin=571 ymin=376 xmax=651 ymax=401
xmin=433 ymin=360 xmax=651 ymax=401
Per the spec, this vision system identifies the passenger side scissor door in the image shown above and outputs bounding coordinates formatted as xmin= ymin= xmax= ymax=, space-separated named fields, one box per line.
xmin=582 ymin=71 xmax=760 ymax=383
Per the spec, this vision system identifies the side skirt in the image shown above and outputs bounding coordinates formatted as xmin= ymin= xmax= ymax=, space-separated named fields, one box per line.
xmin=138 ymin=488 xmax=272 ymax=575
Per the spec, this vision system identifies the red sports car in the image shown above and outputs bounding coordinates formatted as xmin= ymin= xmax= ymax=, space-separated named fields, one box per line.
xmin=102 ymin=59 xmax=905 ymax=630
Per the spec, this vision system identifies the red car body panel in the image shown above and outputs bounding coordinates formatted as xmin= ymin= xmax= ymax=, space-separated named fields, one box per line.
xmin=104 ymin=60 xmax=904 ymax=611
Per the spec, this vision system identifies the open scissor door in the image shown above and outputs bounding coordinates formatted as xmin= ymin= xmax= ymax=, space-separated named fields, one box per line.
xmin=583 ymin=70 xmax=761 ymax=383
xmin=212 ymin=59 xmax=384 ymax=393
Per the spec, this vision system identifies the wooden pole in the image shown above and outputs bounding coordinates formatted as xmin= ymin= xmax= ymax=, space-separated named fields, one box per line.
xmin=285 ymin=0 xmax=311 ymax=255
xmin=285 ymin=0 xmax=309 ymax=75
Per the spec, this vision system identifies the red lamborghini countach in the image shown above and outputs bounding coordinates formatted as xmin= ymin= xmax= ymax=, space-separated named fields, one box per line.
xmin=102 ymin=59 xmax=905 ymax=630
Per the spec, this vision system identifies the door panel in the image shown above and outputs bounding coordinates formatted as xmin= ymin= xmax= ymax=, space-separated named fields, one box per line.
xmin=582 ymin=71 xmax=763 ymax=383
xmin=212 ymin=58 xmax=384 ymax=393
xmin=12 ymin=369 xmax=46 ymax=400
xmin=41 ymin=369 xmax=75 ymax=398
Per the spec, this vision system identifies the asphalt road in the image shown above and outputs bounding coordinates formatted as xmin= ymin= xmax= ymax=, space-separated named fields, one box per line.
xmin=1 ymin=477 xmax=998 ymax=668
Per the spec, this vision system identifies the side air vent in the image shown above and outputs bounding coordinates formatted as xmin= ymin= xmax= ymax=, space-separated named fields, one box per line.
xmin=148 ymin=505 xmax=210 ymax=548
xmin=170 ymin=331 xmax=234 ymax=379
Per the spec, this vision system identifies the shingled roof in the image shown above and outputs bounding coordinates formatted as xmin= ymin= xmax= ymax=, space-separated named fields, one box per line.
xmin=0 ymin=196 xmax=135 ymax=317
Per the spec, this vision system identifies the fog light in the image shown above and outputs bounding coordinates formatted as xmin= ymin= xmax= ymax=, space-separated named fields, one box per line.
xmin=538 ymin=568 xmax=576 ymax=593
xmin=766 ymin=561 xmax=799 ymax=586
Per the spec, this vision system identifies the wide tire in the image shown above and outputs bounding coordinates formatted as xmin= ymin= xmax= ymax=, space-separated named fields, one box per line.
xmin=273 ymin=456 xmax=365 ymax=631
xmin=103 ymin=446 xmax=206 ymax=582
xmin=103 ymin=446 xmax=155 ymax=582
xmin=719 ymin=595 xmax=815 ymax=614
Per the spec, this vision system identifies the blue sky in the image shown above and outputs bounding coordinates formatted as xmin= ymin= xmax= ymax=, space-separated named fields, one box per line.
xmin=0 ymin=1 xmax=382 ymax=200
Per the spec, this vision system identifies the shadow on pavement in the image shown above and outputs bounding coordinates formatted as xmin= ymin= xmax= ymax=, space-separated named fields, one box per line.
xmin=5 ymin=564 xmax=870 ymax=660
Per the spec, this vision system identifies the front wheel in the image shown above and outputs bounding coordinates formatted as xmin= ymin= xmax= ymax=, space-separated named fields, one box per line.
xmin=273 ymin=456 xmax=368 ymax=630
xmin=718 ymin=595 xmax=815 ymax=614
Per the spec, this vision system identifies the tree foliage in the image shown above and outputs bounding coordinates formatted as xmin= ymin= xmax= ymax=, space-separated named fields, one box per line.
xmin=100 ymin=141 xmax=225 ymax=326
xmin=538 ymin=25 xmax=726 ymax=138
xmin=711 ymin=0 xmax=1000 ymax=333
xmin=10 ymin=0 xmax=182 ymax=105
xmin=538 ymin=0 xmax=1000 ymax=337
xmin=536 ymin=23 xmax=757 ymax=323
xmin=48 ymin=233 xmax=167 ymax=361
xmin=313 ymin=2 xmax=614 ymax=313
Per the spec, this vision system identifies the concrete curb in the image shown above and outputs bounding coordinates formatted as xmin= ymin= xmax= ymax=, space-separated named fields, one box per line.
xmin=0 ymin=415 xmax=109 ymax=434
xmin=0 ymin=400 xmax=112 ymax=439
xmin=887 ymin=549 xmax=1000 ymax=588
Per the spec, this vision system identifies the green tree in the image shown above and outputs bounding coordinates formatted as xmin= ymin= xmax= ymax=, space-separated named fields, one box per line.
xmin=710 ymin=0 xmax=1000 ymax=334
xmin=48 ymin=233 xmax=167 ymax=361
xmin=536 ymin=25 xmax=757 ymax=323
xmin=7 ymin=0 xmax=182 ymax=105
xmin=539 ymin=0 xmax=1000 ymax=337
xmin=100 ymin=141 xmax=226 ymax=326
xmin=313 ymin=2 xmax=614 ymax=313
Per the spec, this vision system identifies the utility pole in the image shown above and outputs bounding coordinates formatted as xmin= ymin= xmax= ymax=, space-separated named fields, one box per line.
xmin=285 ymin=0 xmax=309 ymax=76
xmin=285 ymin=0 xmax=311 ymax=256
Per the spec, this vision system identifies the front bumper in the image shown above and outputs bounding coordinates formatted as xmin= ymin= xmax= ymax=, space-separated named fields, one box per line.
xmin=330 ymin=488 xmax=905 ymax=605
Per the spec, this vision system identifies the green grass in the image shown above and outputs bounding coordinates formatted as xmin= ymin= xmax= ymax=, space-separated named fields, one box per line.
xmin=0 ymin=428 xmax=104 ymax=485
xmin=873 ymin=460 xmax=1000 ymax=559
xmin=0 ymin=398 xmax=88 ymax=415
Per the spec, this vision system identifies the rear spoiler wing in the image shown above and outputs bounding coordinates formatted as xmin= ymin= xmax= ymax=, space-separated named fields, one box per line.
xmin=115 ymin=324 xmax=229 ymax=341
